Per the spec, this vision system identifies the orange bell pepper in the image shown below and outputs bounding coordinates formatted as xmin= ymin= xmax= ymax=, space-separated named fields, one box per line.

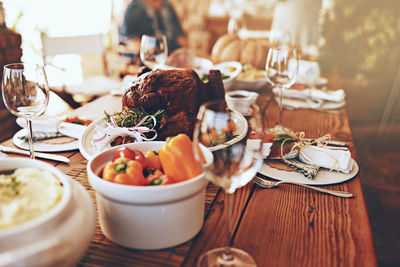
xmin=102 ymin=158 xmax=146 ymax=186
xmin=144 ymin=150 xmax=162 ymax=170
xmin=158 ymin=134 xmax=203 ymax=182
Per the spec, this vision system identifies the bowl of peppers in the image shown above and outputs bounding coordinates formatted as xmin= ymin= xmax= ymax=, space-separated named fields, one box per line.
xmin=87 ymin=134 xmax=212 ymax=250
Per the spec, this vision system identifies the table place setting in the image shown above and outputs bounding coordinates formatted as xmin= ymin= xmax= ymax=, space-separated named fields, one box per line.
xmin=251 ymin=133 xmax=359 ymax=186
xmin=273 ymin=86 xmax=346 ymax=110
xmin=13 ymin=116 xmax=89 ymax=153
xmin=270 ymin=58 xmax=345 ymax=111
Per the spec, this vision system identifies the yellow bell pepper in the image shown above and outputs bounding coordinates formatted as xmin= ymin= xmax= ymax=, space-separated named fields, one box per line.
xmin=158 ymin=134 xmax=203 ymax=182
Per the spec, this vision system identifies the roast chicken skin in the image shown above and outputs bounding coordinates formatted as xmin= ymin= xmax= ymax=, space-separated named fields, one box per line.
xmin=122 ymin=67 xmax=225 ymax=140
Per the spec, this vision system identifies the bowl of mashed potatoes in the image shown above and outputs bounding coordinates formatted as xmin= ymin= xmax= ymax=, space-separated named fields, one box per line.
xmin=0 ymin=158 xmax=95 ymax=267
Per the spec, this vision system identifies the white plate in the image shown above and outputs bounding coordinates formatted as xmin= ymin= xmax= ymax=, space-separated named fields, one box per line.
xmin=208 ymin=111 xmax=248 ymax=152
xmin=258 ymin=158 xmax=359 ymax=185
xmin=13 ymin=129 xmax=79 ymax=152
xmin=79 ymin=117 xmax=107 ymax=160
xmin=80 ymin=112 xmax=248 ymax=159
xmin=281 ymin=97 xmax=346 ymax=110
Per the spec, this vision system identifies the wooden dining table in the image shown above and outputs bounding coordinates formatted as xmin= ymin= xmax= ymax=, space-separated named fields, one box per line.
xmin=1 ymin=88 xmax=377 ymax=267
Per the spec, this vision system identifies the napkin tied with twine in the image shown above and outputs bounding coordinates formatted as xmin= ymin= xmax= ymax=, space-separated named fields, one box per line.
xmin=276 ymin=132 xmax=352 ymax=179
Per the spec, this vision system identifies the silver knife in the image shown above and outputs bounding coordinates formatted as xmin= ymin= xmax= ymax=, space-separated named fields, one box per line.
xmin=0 ymin=145 xmax=70 ymax=163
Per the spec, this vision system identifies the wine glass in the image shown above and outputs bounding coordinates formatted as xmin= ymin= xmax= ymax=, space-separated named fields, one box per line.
xmin=140 ymin=34 xmax=168 ymax=69
xmin=193 ymin=100 xmax=264 ymax=267
xmin=2 ymin=63 xmax=50 ymax=159
xmin=265 ymin=47 xmax=298 ymax=134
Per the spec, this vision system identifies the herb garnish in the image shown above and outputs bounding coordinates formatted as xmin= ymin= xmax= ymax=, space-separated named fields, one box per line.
xmin=273 ymin=134 xmax=294 ymax=142
xmin=104 ymin=107 xmax=164 ymax=129
xmin=0 ymin=175 xmax=22 ymax=197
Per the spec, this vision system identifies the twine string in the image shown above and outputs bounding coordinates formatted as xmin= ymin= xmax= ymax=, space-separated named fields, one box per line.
xmin=280 ymin=132 xmax=340 ymax=171
xmin=93 ymin=115 xmax=158 ymax=144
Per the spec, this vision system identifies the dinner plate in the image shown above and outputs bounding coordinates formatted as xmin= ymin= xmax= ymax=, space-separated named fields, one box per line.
xmin=258 ymin=158 xmax=359 ymax=185
xmin=79 ymin=117 xmax=107 ymax=160
xmin=80 ymin=112 xmax=248 ymax=160
xmin=281 ymin=97 xmax=346 ymax=110
xmin=207 ymin=111 xmax=248 ymax=152
xmin=13 ymin=129 xmax=79 ymax=152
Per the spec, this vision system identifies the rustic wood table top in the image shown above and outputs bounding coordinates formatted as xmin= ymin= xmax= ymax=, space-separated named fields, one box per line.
xmin=1 ymin=91 xmax=377 ymax=267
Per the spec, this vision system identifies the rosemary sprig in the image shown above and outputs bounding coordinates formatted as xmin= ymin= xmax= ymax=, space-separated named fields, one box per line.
xmin=273 ymin=134 xmax=295 ymax=142
xmin=104 ymin=107 xmax=164 ymax=129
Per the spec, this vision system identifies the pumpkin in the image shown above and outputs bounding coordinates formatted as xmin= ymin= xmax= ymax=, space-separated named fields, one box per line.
xmin=211 ymin=34 xmax=272 ymax=69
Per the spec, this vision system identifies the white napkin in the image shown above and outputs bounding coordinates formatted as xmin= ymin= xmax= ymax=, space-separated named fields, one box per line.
xmin=16 ymin=117 xmax=87 ymax=139
xmin=273 ymin=87 xmax=346 ymax=103
xmin=247 ymin=139 xmax=273 ymax=158
xmin=299 ymin=146 xmax=353 ymax=173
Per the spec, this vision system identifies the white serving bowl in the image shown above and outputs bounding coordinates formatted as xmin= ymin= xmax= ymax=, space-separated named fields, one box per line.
xmin=157 ymin=57 xmax=214 ymax=72
xmin=231 ymin=77 xmax=269 ymax=91
xmin=0 ymin=158 xmax=95 ymax=267
xmin=214 ymin=61 xmax=242 ymax=91
xmin=87 ymin=141 xmax=212 ymax=250
xmin=196 ymin=61 xmax=242 ymax=91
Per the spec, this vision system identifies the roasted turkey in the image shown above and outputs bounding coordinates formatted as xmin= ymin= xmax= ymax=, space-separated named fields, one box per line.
xmin=122 ymin=67 xmax=225 ymax=140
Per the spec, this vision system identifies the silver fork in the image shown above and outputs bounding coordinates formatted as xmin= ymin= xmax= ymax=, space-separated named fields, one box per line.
xmin=252 ymin=175 xmax=353 ymax=198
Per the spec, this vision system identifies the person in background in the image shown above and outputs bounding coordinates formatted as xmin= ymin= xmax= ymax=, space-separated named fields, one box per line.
xmin=119 ymin=0 xmax=188 ymax=59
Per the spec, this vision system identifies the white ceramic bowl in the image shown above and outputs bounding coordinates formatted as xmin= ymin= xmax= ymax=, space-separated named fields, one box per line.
xmin=225 ymin=90 xmax=259 ymax=115
xmin=158 ymin=57 xmax=214 ymax=72
xmin=87 ymin=141 xmax=212 ymax=250
xmin=196 ymin=61 xmax=242 ymax=91
xmin=0 ymin=158 xmax=95 ymax=267
xmin=231 ymin=78 xmax=269 ymax=91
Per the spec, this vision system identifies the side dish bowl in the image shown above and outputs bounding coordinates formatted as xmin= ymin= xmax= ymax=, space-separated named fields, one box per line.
xmin=87 ymin=141 xmax=212 ymax=250
xmin=231 ymin=77 xmax=268 ymax=91
xmin=0 ymin=158 xmax=95 ymax=267
xmin=196 ymin=61 xmax=242 ymax=91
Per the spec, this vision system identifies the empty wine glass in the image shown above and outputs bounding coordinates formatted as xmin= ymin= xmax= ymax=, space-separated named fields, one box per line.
xmin=140 ymin=34 xmax=168 ymax=69
xmin=2 ymin=63 xmax=50 ymax=159
xmin=265 ymin=47 xmax=298 ymax=134
xmin=193 ymin=100 xmax=264 ymax=267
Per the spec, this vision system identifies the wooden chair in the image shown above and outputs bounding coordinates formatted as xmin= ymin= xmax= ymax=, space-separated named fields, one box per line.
xmin=41 ymin=33 xmax=122 ymax=107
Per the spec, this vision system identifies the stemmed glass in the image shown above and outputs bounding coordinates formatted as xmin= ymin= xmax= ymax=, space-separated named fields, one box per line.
xmin=140 ymin=34 xmax=168 ymax=69
xmin=265 ymin=47 xmax=298 ymax=134
xmin=2 ymin=63 xmax=50 ymax=159
xmin=193 ymin=100 xmax=264 ymax=267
